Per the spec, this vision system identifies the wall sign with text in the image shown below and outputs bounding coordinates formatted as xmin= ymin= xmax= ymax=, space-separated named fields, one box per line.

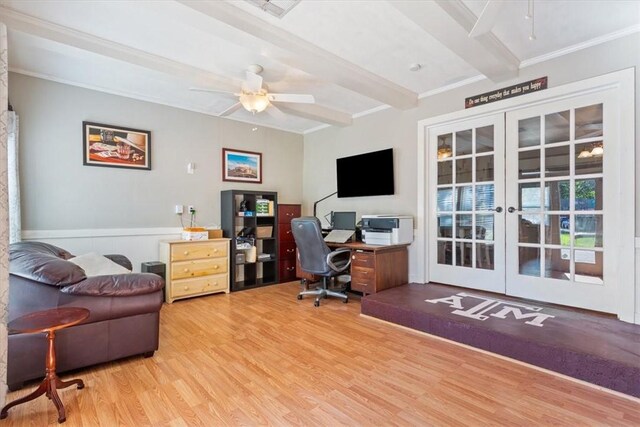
xmin=465 ymin=76 xmax=548 ymax=109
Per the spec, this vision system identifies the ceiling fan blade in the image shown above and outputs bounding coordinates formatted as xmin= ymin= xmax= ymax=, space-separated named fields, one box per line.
xmin=469 ymin=0 xmax=504 ymax=38
xmin=268 ymin=93 xmax=315 ymax=104
xmin=218 ymin=102 xmax=243 ymax=117
xmin=189 ymin=87 xmax=235 ymax=95
xmin=245 ymin=71 xmax=263 ymax=93
xmin=264 ymin=104 xmax=289 ymax=121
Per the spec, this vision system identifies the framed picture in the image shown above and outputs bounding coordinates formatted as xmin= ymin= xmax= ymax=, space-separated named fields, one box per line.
xmin=222 ymin=148 xmax=262 ymax=183
xmin=83 ymin=121 xmax=151 ymax=170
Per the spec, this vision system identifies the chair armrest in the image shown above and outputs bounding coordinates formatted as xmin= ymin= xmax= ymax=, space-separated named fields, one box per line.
xmin=326 ymin=248 xmax=352 ymax=272
xmin=60 ymin=273 xmax=164 ymax=297
xmin=103 ymin=254 xmax=133 ymax=271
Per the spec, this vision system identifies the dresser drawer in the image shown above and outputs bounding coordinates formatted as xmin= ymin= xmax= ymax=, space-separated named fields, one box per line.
xmin=352 ymin=251 xmax=375 ymax=268
xmin=278 ymin=205 xmax=301 ymax=223
xmin=171 ymin=258 xmax=227 ymax=280
xmin=279 ymin=259 xmax=297 ymax=282
xmin=278 ymin=224 xmax=295 ymax=243
xmin=171 ymin=241 xmax=227 ymax=262
xmin=171 ymin=274 xmax=228 ymax=298
xmin=279 ymin=241 xmax=297 ymax=259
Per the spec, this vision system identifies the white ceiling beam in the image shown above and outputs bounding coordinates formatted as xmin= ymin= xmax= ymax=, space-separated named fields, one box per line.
xmin=391 ymin=0 xmax=520 ymax=82
xmin=276 ymin=103 xmax=352 ymax=127
xmin=469 ymin=1 xmax=505 ymax=38
xmin=176 ymin=0 xmax=418 ymax=110
xmin=0 ymin=6 xmax=351 ymax=127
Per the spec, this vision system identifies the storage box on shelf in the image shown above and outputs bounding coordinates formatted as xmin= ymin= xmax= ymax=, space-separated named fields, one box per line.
xmin=159 ymin=239 xmax=230 ymax=303
xmin=221 ymin=190 xmax=279 ymax=292
xmin=277 ymin=204 xmax=301 ymax=282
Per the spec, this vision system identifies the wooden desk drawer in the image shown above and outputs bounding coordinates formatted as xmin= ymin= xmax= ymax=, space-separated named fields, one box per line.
xmin=350 ymin=279 xmax=375 ymax=294
xmin=278 ymin=205 xmax=301 ymax=223
xmin=278 ymin=224 xmax=295 ymax=243
xmin=172 ymin=274 xmax=228 ymax=298
xmin=171 ymin=258 xmax=227 ymax=280
xmin=351 ymin=265 xmax=375 ymax=282
xmin=279 ymin=259 xmax=297 ymax=282
xmin=279 ymin=241 xmax=297 ymax=259
xmin=352 ymin=251 xmax=375 ymax=268
xmin=171 ymin=241 xmax=227 ymax=261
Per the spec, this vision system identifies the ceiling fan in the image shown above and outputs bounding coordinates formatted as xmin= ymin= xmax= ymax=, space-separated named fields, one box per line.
xmin=190 ymin=64 xmax=315 ymax=117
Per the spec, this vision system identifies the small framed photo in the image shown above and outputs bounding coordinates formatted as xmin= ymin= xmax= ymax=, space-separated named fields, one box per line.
xmin=83 ymin=122 xmax=151 ymax=170
xmin=222 ymin=148 xmax=262 ymax=183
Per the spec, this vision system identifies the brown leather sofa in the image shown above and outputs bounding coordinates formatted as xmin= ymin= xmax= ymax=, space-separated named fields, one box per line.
xmin=8 ymin=241 xmax=164 ymax=390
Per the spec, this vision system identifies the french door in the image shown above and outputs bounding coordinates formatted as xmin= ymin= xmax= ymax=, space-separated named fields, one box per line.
xmin=428 ymin=114 xmax=505 ymax=293
xmin=428 ymin=90 xmax=625 ymax=314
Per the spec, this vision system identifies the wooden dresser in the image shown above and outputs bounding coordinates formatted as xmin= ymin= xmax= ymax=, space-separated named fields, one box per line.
xmin=277 ymin=204 xmax=301 ymax=282
xmin=159 ymin=239 xmax=230 ymax=303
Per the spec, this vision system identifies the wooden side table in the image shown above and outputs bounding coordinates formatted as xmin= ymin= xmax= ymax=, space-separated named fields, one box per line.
xmin=1 ymin=307 xmax=90 ymax=423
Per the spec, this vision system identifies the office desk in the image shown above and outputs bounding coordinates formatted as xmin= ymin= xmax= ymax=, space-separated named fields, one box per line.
xmin=296 ymin=241 xmax=409 ymax=295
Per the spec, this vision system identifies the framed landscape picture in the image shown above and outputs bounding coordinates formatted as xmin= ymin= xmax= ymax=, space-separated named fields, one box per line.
xmin=222 ymin=148 xmax=262 ymax=183
xmin=83 ymin=122 xmax=151 ymax=170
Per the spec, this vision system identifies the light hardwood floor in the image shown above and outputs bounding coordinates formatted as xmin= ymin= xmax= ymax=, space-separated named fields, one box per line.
xmin=4 ymin=282 xmax=640 ymax=426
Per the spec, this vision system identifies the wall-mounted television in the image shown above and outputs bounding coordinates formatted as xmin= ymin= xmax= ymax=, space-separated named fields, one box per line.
xmin=336 ymin=148 xmax=394 ymax=198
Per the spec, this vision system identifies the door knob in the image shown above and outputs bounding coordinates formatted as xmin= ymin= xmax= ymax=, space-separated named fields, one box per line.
xmin=494 ymin=207 xmax=503 ymax=213
xmin=508 ymin=207 xmax=517 ymax=213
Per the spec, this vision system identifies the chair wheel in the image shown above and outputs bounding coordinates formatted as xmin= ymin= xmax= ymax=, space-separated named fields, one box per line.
xmin=297 ymin=295 xmax=303 ymax=300
xmin=314 ymin=300 xmax=320 ymax=307
xmin=343 ymin=298 xmax=348 ymax=303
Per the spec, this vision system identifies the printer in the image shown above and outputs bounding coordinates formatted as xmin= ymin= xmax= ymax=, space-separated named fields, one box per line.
xmin=361 ymin=215 xmax=413 ymax=245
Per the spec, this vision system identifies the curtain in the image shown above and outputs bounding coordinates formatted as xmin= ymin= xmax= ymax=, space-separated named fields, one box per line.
xmin=7 ymin=111 xmax=19 ymax=243
xmin=0 ymin=21 xmax=11 ymax=407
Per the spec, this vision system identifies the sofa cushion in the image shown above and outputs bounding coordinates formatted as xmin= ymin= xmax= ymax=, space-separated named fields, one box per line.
xmin=61 ymin=273 xmax=164 ymax=297
xmin=68 ymin=253 xmax=131 ymax=277
xmin=9 ymin=241 xmax=74 ymax=260
xmin=9 ymin=252 xmax=86 ymax=287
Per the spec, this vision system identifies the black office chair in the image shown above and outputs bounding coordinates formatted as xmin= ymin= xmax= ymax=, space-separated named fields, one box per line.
xmin=291 ymin=216 xmax=351 ymax=307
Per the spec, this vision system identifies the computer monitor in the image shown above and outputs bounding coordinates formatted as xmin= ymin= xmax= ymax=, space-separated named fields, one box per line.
xmin=332 ymin=211 xmax=356 ymax=230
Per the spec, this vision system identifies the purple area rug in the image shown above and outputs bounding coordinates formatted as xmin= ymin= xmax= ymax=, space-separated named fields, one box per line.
xmin=361 ymin=283 xmax=640 ymax=398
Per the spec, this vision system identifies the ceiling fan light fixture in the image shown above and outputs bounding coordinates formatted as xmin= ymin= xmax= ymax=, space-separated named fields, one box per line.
xmin=590 ymin=144 xmax=604 ymax=156
xmin=239 ymin=91 xmax=270 ymax=114
xmin=578 ymin=148 xmax=593 ymax=159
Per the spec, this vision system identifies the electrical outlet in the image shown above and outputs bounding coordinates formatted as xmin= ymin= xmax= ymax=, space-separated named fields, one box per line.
xmin=188 ymin=205 xmax=195 ymax=214
xmin=175 ymin=205 xmax=184 ymax=215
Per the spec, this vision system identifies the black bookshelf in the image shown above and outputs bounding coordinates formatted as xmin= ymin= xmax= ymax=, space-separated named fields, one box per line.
xmin=221 ymin=190 xmax=278 ymax=292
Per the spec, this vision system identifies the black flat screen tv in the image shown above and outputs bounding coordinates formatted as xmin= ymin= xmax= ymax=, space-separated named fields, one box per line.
xmin=336 ymin=148 xmax=394 ymax=198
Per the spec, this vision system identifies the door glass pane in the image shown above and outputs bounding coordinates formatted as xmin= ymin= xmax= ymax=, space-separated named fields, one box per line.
xmin=518 ymin=149 xmax=540 ymax=179
xmin=456 ymin=214 xmax=473 ymax=238
xmin=519 ymin=247 xmax=540 ymax=277
xmin=545 ymin=110 xmax=570 ymax=144
xmin=476 ymin=214 xmax=494 ymax=240
xmin=476 ymin=155 xmax=494 ymax=182
xmin=456 ymin=129 xmax=472 ymax=156
xmin=437 ymin=241 xmax=453 ymax=265
xmin=575 ymin=178 xmax=603 ymax=210
xmin=545 ymin=145 xmax=570 ymax=177
xmin=519 ymin=183 xmax=541 ymax=211
xmin=476 ymin=243 xmax=494 ymax=270
xmin=575 ymin=141 xmax=603 ymax=175
xmin=574 ymin=250 xmax=603 ymax=284
xmin=519 ymin=117 xmax=540 ymax=148
xmin=475 ymin=184 xmax=494 ymax=210
xmin=456 ymin=242 xmax=473 ymax=267
xmin=544 ymin=249 xmax=571 ymax=280
xmin=476 ymin=125 xmax=494 ymax=153
xmin=575 ymin=104 xmax=603 ymax=139
xmin=519 ymin=214 xmax=540 ymax=243
xmin=574 ymin=215 xmax=603 ymax=248
xmin=545 ymin=214 xmax=570 ymax=246
xmin=544 ymin=180 xmax=570 ymax=211
xmin=437 ymin=188 xmax=453 ymax=211
xmin=456 ymin=186 xmax=473 ymax=211
xmin=437 ymin=215 xmax=452 ymax=237
xmin=437 ymin=161 xmax=453 ymax=185
xmin=456 ymin=158 xmax=472 ymax=183
xmin=437 ymin=133 xmax=453 ymax=160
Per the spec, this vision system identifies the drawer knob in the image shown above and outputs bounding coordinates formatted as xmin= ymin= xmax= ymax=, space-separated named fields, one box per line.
xmin=184 ymin=286 xmax=189 ymax=290
xmin=287 ymin=249 xmax=294 ymax=253
xmin=214 ymin=265 xmax=219 ymax=269
xmin=183 ymin=268 xmax=189 ymax=272
xmin=287 ymin=267 xmax=295 ymax=271
xmin=286 ymin=230 xmax=291 ymax=234
xmin=352 ymin=255 xmax=355 ymax=259
xmin=213 ymin=249 xmax=218 ymax=253
xmin=184 ymin=251 xmax=189 ymax=255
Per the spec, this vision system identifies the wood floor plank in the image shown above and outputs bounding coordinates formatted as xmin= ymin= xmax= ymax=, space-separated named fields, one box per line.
xmin=3 ymin=281 xmax=639 ymax=426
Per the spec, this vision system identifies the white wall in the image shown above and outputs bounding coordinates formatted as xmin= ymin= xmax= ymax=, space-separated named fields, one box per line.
xmin=9 ymin=73 xmax=304 ymax=267
xmin=303 ymin=33 xmax=639 ymax=310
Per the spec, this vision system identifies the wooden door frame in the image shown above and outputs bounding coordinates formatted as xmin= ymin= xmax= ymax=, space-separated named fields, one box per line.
xmin=416 ymin=68 xmax=635 ymax=323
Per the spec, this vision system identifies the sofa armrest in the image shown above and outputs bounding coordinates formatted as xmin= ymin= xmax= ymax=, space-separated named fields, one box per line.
xmin=60 ymin=273 xmax=164 ymax=297
xmin=103 ymin=254 xmax=133 ymax=271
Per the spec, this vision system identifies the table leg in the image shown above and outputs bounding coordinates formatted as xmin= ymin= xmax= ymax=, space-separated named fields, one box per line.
xmin=0 ymin=381 xmax=47 ymax=419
